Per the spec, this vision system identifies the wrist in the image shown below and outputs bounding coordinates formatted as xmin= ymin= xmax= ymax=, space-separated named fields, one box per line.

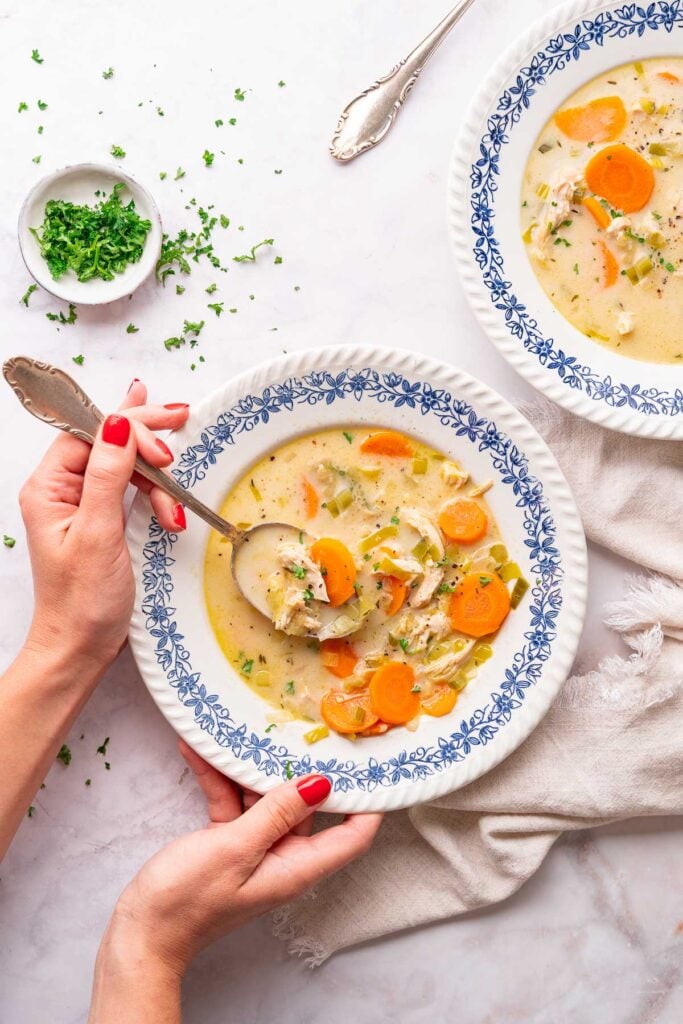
xmin=22 ymin=621 xmax=114 ymax=689
xmin=90 ymin=912 xmax=183 ymax=1024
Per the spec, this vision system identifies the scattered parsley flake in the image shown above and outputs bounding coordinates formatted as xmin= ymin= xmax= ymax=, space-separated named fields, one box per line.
xmin=274 ymin=169 xmax=283 ymax=175
xmin=206 ymin=282 xmax=217 ymax=294
xmin=278 ymin=80 xmax=286 ymax=87
xmin=228 ymin=117 xmax=236 ymax=126
xmin=20 ymin=283 xmax=38 ymax=307
xmin=31 ymin=49 xmax=44 ymax=64
xmin=111 ymin=144 xmax=126 ymax=158
xmin=96 ymin=737 xmax=110 ymax=756
xmin=234 ymin=87 xmax=246 ymax=101
xmin=208 ymin=301 xmax=224 ymax=316
xmin=175 ymin=284 xmax=185 ymax=295
xmin=27 ymin=806 xmax=35 ymax=818
xmin=390 ymin=515 xmax=400 ymax=525
xmin=265 ymin=723 xmax=277 ymax=733
xmin=31 ymin=184 xmax=152 ymax=283
xmin=479 ymin=575 xmax=492 ymax=587
xmin=3 ymin=536 xmax=16 ymax=548
xmin=202 ymin=149 xmax=215 ymax=167
xmin=288 ymin=564 xmax=306 ymax=579
xmin=220 ymin=214 xmax=229 ymax=228
xmin=72 ymin=354 xmax=84 ymax=366
xmin=285 ymin=680 xmax=295 ymax=694
xmin=46 ymin=303 xmax=77 ymax=325
xmin=102 ymin=67 xmax=114 ymax=79
xmin=233 ymin=238 xmax=274 ymax=263
xmin=274 ymin=255 xmax=283 ymax=264
xmin=159 ymin=171 xmax=167 ymax=180
xmin=37 ymin=125 xmax=44 ymax=134
xmin=104 ymin=761 xmax=111 ymax=771
xmin=57 ymin=744 xmax=72 ymax=766
xmin=174 ymin=167 xmax=186 ymax=180
xmin=18 ymin=101 xmax=28 ymax=113
xmin=410 ymin=684 xmax=422 ymax=693
xmin=156 ymin=106 xmax=164 ymax=116
xmin=32 ymin=155 xmax=41 ymax=164
xmin=285 ymin=761 xmax=293 ymax=780
xmin=37 ymin=99 xmax=47 ymax=110
xmin=85 ymin=778 xmax=91 ymax=786
xmin=126 ymin=323 xmax=139 ymax=333
xmin=343 ymin=431 xmax=353 ymax=444
xmin=215 ymin=118 xmax=223 ymax=127
xmin=399 ymin=638 xmax=410 ymax=653
xmin=242 ymin=658 xmax=254 ymax=675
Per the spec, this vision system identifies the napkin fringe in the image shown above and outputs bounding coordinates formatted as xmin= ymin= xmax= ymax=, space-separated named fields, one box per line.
xmin=272 ymin=903 xmax=326 ymax=967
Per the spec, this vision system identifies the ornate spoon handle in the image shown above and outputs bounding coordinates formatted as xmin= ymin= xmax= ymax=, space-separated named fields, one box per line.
xmin=330 ymin=0 xmax=476 ymax=162
xmin=2 ymin=356 xmax=241 ymax=543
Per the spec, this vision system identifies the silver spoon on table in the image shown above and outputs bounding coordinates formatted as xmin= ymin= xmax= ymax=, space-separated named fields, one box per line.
xmin=2 ymin=356 xmax=355 ymax=640
xmin=330 ymin=0 xmax=476 ymax=162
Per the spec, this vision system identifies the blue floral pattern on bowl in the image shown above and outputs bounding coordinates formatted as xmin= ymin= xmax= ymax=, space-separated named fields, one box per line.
xmin=470 ymin=1 xmax=683 ymax=418
xmin=140 ymin=367 xmax=562 ymax=792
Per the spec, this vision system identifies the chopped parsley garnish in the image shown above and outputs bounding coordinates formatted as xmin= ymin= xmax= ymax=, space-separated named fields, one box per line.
xmin=96 ymin=736 xmax=110 ymax=756
xmin=32 ymin=155 xmax=41 ymax=164
xmin=27 ymin=805 xmax=35 ymax=818
xmin=233 ymin=238 xmax=274 ymax=263
xmin=206 ymin=282 xmax=217 ymax=294
xmin=72 ymin=354 xmax=84 ymax=366
xmin=156 ymin=106 xmax=164 ymax=117
xmin=18 ymin=101 xmax=28 ymax=113
xmin=102 ymin=67 xmax=114 ymax=79
xmin=437 ymin=582 xmax=455 ymax=593
xmin=37 ymin=99 xmax=47 ymax=110
xmin=234 ymin=87 xmax=246 ymax=101
xmin=37 ymin=125 xmax=44 ymax=134
xmin=288 ymin=564 xmax=306 ymax=579
xmin=228 ymin=117 xmax=237 ymax=126
xmin=174 ymin=167 xmax=186 ymax=180
xmin=215 ymin=118 xmax=223 ymax=127
xmin=278 ymin=80 xmax=286 ymax=87
xmin=479 ymin=575 xmax=492 ymax=587
xmin=163 ymin=319 xmax=204 ymax=351
xmin=175 ymin=284 xmax=185 ymax=295
xmin=285 ymin=680 xmax=295 ymax=694
xmin=57 ymin=744 xmax=72 ymax=766
xmin=274 ymin=255 xmax=283 ymax=264
xmin=302 ymin=588 xmax=314 ymax=604
xmin=553 ymin=237 xmax=571 ymax=247
xmin=241 ymin=658 xmax=254 ymax=675
xmin=126 ymin=323 xmax=139 ymax=333
xmin=208 ymin=301 xmax=224 ymax=316
xmin=31 ymin=184 xmax=151 ymax=283
xmin=274 ymin=169 xmax=283 ymax=175
xmin=46 ymin=303 xmax=77 ymax=325
xmin=3 ymin=536 xmax=16 ymax=548
xmin=285 ymin=761 xmax=293 ymax=780
xmin=390 ymin=515 xmax=400 ymax=525
xmin=202 ymin=149 xmax=215 ymax=167
xmin=20 ymin=283 xmax=38 ymax=306
xmin=31 ymin=49 xmax=44 ymax=64
xmin=265 ymin=723 xmax=277 ymax=733
xmin=398 ymin=638 xmax=411 ymax=653
xmin=220 ymin=214 xmax=229 ymax=228
xmin=573 ymin=263 xmax=579 ymax=275
xmin=159 ymin=171 xmax=167 ymax=180
xmin=85 ymin=778 xmax=91 ymax=786
xmin=343 ymin=431 xmax=353 ymax=444
xmin=110 ymin=144 xmax=126 ymax=159
xmin=105 ymin=762 xmax=111 ymax=771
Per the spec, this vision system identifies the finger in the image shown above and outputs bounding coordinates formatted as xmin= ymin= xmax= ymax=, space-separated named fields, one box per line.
xmin=242 ymin=789 xmax=261 ymax=812
xmin=125 ymin=403 xmax=190 ymax=431
xmin=77 ymin=414 xmax=137 ymax=526
xmin=231 ymin=774 xmax=332 ymax=863
xmin=150 ymin=486 xmax=186 ymax=533
xmin=179 ymin=740 xmax=243 ymax=824
xmin=246 ymin=813 xmax=383 ymax=906
xmin=292 ymin=814 xmax=314 ymax=838
xmin=119 ymin=379 xmax=148 ymax=411
xmin=130 ymin=419 xmax=175 ymax=469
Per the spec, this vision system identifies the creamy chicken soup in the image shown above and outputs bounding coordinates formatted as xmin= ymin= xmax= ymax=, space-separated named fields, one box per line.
xmin=205 ymin=429 xmax=528 ymax=742
xmin=522 ymin=58 xmax=683 ymax=364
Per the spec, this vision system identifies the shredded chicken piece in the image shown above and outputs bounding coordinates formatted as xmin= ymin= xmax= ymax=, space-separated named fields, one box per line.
xmin=408 ymin=561 xmax=445 ymax=609
xmin=616 ymin=310 xmax=635 ymax=336
xmin=531 ymin=168 xmax=583 ymax=259
xmin=393 ymin=609 xmax=451 ymax=653
xmin=402 ymin=507 xmax=445 ymax=561
xmin=605 ymin=215 xmax=631 ymax=236
xmin=268 ymin=542 xmax=329 ymax=636
xmin=419 ymin=642 xmax=475 ymax=684
xmin=440 ymin=461 xmax=469 ymax=488
xmin=468 ymin=479 xmax=493 ymax=498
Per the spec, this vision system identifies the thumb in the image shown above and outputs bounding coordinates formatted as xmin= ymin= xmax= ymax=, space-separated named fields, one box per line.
xmin=233 ymin=774 xmax=332 ymax=861
xmin=78 ymin=414 xmax=137 ymax=524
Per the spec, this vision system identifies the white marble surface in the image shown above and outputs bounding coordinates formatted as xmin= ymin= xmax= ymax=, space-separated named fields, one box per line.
xmin=1 ymin=0 xmax=681 ymax=1020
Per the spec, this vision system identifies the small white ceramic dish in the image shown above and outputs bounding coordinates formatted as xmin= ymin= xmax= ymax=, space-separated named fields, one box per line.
xmin=126 ymin=345 xmax=587 ymax=813
xmin=18 ymin=163 xmax=162 ymax=305
xmin=449 ymin=0 xmax=683 ymax=439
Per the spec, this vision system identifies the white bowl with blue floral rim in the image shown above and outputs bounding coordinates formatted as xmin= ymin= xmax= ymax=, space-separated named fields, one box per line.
xmin=126 ymin=346 xmax=587 ymax=813
xmin=449 ymin=0 xmax=683 ymax=439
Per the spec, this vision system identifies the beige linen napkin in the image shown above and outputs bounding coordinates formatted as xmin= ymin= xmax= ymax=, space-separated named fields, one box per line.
xmin=273 ymin=403 xmax=683 ymax=964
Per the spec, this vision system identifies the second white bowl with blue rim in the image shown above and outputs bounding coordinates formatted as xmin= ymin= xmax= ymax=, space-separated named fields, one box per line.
xmin=126 ymin=346 xmax=587 ymax=813
xmin=449 ymin=0 xmax=683 ymax=439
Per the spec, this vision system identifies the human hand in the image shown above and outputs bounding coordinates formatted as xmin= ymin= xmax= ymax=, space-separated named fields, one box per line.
xmin=19 ymin=379 xmax=190 ymax=673
xmin=100 ymin=743 xmax=382 ymax=978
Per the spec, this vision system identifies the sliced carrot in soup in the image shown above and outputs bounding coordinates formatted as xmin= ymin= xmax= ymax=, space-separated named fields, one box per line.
xmin=582 ymin=195 xmax=612 ymax=229
xmin=438 ymin=499 xmax=488 ymax=544
xmin=598 ymin=240 xmax=619 ymax=287
xmin=321 ymin=690 xmax=378 ymax=734
xmin=369 ymin=662 xmax=420 ymax=725
xmin=359 ymin=430 xmax=413 ymax=457
xmin=303 ymin=477 xmax=319 ymax=518
xmin=422 ymin=685 xmax=458 ymax=718
xmin=310 ymin=537 xmax=357 ymax=607
xmin=554 ymin=96 xmax=627 ymax=142
xmin=448 ymin=572 xmax=511 ymax=638
xmin=657 ymin=71 xmax=680 ymax=84
xmin=320 ymin=638 xmax=359 ymax=679
xmin=384 ymin=576 xmax=407 ymax=616
xmin=585 ymin=144 xmax=655 ymax=214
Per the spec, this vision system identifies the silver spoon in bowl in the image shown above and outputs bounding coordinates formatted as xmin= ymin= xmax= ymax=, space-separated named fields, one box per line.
xmin=2 ymin=356 xmax=357 ymax=639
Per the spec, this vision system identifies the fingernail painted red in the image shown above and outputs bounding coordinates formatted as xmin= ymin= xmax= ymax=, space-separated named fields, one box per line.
xmin=127 ymin=378 xmax=140 ymax=393
xmin=164 ymin=403 xmax=189 ymax=410
xmin=172 ymin=504 xmax=187 ymax=530
xmin=296 ymin=774 xmax=331 ymax=807
xmin=156 ymin=438 xmax=173 ymax=461
xmin=102 ymin=414 xmax=130 ymax=447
